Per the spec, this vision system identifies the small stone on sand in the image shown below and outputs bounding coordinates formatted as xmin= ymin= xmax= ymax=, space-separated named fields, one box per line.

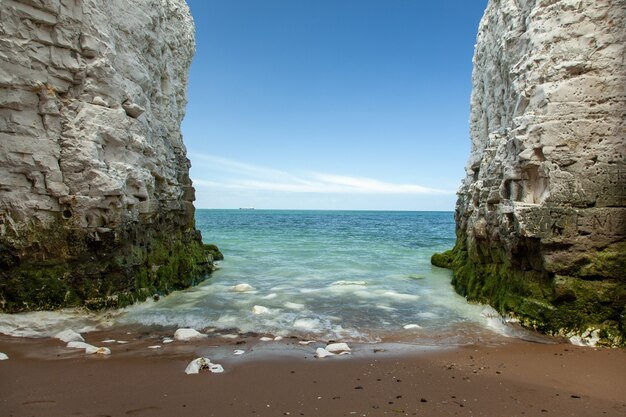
xmin=315 ymin=348 xmax=335 ymax=358
xmin=403 ymin=324 xmax=422 ymax=330
xmin=185 ymin=357 xmax=224 ymax=375
xmin=0 ymin=352 xmax=8 ymax=360
xmin=174 ymin=328 xmax=208 ymax=341
xmin=326 ymin=342 xmax=351 ymax=353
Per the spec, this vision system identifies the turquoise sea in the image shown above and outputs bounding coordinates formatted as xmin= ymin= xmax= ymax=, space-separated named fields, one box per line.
xmin=118 ymin=210 xmax=517 ymax=345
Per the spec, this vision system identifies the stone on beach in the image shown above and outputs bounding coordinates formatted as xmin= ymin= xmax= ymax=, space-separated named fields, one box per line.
xmin=326 ymin=343 xmax=351 ymax=353
xmin=252 ymin=305 xmax=270 ymax=315
xmin=185 ymin=357 xmax=224 ymax=375
xmin=315 ymin=348 xmax=335 ymax=358
xmin=233 ymin=349 xmax=245 ymax=355
xmin=174 ymin=328 xmax=208 ymax=341
xmin=162 ymin=338 xmax=174 ymax=344
xmin=85 ymin=346 xmax=111 ymax=355
xmin=55 ymin=330 xmax=84 ymax=343
xmin=403 ymin=324 xmax=422 ymax=330
xmin=66 ymin=341 xmax=110 ymax=355
xmin=148 ymin=345 xmax=162 ymax=349
xmin=231 ymin=283 xmax=255 ymax=292
xmin=0 ymin=352 xmax=8 ymax=360
xmin=259 ymin=337 xmax=274 ymax=342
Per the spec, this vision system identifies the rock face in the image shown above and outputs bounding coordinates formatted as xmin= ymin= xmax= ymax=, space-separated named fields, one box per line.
xmin=433 ymin=0 xmax=626 ymax=345
xmin=0 ymin=0 xmax=220 ymax=312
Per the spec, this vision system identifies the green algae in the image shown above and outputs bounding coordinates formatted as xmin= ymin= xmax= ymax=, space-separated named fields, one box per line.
xmin=432 ymin=238 xmax=626 ymax=346
xmin=0 ymin=217 xmax=220 ymax=313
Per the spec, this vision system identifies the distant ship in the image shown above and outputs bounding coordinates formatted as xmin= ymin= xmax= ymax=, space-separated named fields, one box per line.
xmin=238 ymin=207 xmax=255 ymax=210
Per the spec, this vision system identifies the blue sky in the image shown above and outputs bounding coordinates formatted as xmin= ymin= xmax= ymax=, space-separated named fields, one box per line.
xmin=183 ymin=0 xmax=487 ymax=210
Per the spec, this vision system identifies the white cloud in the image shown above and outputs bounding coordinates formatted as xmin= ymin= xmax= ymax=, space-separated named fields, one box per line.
xmin=189 ymin=153 xmax=452 ymax=195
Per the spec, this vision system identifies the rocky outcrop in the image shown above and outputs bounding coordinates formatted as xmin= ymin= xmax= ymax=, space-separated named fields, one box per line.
xmin=0 ymin=0 xmax=219 ymax=312
xmin=433 ymin=0 xmax=626 ymax=345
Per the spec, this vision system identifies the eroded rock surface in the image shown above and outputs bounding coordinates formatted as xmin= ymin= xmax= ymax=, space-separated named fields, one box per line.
xmin=0 ymin=0 xmax=219 ymax=311
xmin=434 ymin=0 xmax=626 ymax=345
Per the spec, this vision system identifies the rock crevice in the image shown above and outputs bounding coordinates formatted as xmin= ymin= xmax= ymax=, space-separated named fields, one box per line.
xmin=0 ymin=0 xmax=219 ymax=311
xmin=434 ymin=0 xmax=626 ymax=345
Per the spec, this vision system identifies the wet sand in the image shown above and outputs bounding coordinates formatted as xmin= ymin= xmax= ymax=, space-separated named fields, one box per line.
xmin=1 ymin=333 xmax=625 ymax=417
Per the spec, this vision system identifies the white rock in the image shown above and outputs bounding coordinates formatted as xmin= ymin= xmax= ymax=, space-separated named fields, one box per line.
xmin=298 ymin=340 xmax=316 ymax=345
xmin=231 ymin=283 xmax=255 ymax=292
xmin=569 ymin=329 xmax=601 ymax=347
xmin=67 ymin=341 xmax=110 ymax=355
xmin=162 ymin=337 xmax=174 ymax=344
xmin=0 ymin=352 xmax=8 ymax=360
xmin=285 ymin=302 xmax=305 ymax=310
xmin=85 ymin=346 xmax=111 ymax=355
xmin=116 ymin=340 xmax=129 ymax=344
xmin=252 ymin=305 xmax=270 ymax=315
xmin=233 ymin=349 xmax=245 ymax=355
xmin=259 ymin=337 xmax=274 ymax=342
xmin=315 ymin=348 xmax=335 ymax=358
xmin=101 ymin=339 xmax=116 ymax=343
xmin=147 ymin=345 xmax=162 ymax=349
xmin=184 ymin=357 xmax=224 ymax=375
xmin=174 ymin=328 xmax=208 ymax=341
xmin=569 ymin=336 xmax=585 ymax=347
xmin=209 ymin=363 xmax=224 ymax=373
xmin=55 ymin=330 xmax=84 ymax=343
xmin=326 ymin=342 xmax=351 ymax=353
xmin=274 ymin=336 xmax=283 ymax=341
xmin=403 ymin=324 xmax=422 ymax=330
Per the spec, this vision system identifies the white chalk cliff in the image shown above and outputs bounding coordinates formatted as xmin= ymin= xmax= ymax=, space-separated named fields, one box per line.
xmin=0 ymin=0 xmax=219 ymax=311
xmin=434 ymin=0 xmax=626 ymax=345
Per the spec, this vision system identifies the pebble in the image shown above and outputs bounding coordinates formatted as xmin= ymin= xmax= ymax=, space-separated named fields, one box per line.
xmin=174 ymin=328 xmax=208 ymax=341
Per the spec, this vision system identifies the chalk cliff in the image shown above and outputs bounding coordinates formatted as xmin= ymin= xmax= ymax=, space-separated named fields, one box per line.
xmin=433 ymin=0 xmax=626 ymax=345
xmin=0 ymin=0 xmax=220 ymax=312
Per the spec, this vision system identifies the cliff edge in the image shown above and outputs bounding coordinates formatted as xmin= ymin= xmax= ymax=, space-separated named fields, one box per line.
xmin=0 ymin=0 xmax=220 ymax=312
xmin=433 ymin=0 xmax=626 ymax=345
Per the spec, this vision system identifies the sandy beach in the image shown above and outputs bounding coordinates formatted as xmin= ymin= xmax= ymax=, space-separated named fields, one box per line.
xmin=1 ymin=332 xmax=625 ymax=417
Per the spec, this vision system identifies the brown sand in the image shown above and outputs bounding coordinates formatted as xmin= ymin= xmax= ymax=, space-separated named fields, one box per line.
xmin=1 ymin=333 xmax=625 ymax=417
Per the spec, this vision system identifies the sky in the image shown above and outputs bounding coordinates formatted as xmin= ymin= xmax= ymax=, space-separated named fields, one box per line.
xmin=182 ymin=0 xmax=488 ymax=211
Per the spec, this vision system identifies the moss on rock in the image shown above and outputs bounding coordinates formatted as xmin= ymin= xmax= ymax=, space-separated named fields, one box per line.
xmin=0 ymin=215 xmax=221 ymax=313
xmin=432 ymin=238 xmax=626 ymax=346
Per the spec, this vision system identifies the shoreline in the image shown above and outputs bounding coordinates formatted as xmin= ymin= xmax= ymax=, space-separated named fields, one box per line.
xmin=1 ymin=333 xmax=625 ymax=416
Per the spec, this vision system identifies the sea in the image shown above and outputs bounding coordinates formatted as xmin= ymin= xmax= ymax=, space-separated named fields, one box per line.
xmin=0 ymin=210 xmax=534 ymax=345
